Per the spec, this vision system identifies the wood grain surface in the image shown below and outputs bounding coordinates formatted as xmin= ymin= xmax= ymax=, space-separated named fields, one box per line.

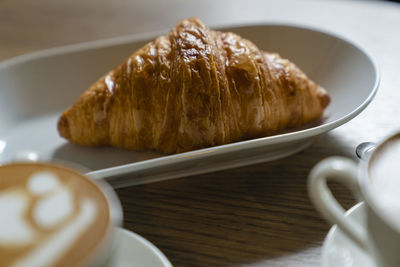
xmin=2 ymin=0 xmax=400 ymax=266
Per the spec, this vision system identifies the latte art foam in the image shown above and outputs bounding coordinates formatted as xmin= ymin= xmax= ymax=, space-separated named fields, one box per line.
xmin=369 ymin=134 xmax=400 ymax=229
xmin=0 ymin=163 xmax=111 ymax=267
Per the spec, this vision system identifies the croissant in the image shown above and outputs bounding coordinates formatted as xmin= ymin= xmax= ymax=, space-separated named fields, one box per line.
xmin=58 ymin=18 xmax=330 ymax=154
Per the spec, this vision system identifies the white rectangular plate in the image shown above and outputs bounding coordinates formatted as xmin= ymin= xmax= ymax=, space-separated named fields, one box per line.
xmin=0 ymin=23 xmax=378 ymax=187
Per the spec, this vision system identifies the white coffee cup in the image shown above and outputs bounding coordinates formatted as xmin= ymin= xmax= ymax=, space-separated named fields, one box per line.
xmin=0 ymin=160 xmax=122 ymax=267
xmin=308 ymin=133 xmax=400 ymax=267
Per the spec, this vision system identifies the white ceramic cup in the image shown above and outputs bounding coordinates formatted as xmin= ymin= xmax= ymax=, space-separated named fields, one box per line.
xmin=308 ymin=136 xmax=400 ymax=267
xmin=0 ymin=158 xmax=122 ymax=267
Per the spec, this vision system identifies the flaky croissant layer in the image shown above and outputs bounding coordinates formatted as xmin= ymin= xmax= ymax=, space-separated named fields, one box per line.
xmin=58 ymin=18 xmax=330 ymax=154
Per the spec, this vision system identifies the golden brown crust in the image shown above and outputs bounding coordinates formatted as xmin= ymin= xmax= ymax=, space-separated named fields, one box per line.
xmin=58 ymin=18 xmax=330 ymax=154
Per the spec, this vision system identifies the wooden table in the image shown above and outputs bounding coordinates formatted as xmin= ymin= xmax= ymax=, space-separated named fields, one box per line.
xmin=2 ymin=0 xmax=400 ymax=265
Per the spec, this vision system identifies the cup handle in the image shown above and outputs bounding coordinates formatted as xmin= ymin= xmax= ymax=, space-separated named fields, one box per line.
xmin=308 ymin=157 xmax=369 ymax=251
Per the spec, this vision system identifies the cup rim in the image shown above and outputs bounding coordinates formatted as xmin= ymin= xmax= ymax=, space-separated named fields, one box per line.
xmin=359 ymin=132 xmax=400 ymax=234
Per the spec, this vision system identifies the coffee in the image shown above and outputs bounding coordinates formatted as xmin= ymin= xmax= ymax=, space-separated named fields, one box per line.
xmin=0 ymin=162 xmax=117 ymax=267
xmin=369 ymin=133 xmax=400 ymax=227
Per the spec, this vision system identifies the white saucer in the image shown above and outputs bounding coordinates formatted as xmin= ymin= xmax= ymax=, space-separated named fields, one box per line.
xmin=103 ymin=228 xmax=172 ymax=267
xmin=322 ymin=202 xmax=374 ymax=267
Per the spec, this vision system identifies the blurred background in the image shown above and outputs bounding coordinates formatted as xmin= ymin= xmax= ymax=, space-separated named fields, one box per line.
xmin=0 ymin=0 xmax=398 ymax=61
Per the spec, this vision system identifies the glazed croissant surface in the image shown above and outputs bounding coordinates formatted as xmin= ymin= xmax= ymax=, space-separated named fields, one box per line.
xmin=58 ymin=18 xmax=330 ymax=154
